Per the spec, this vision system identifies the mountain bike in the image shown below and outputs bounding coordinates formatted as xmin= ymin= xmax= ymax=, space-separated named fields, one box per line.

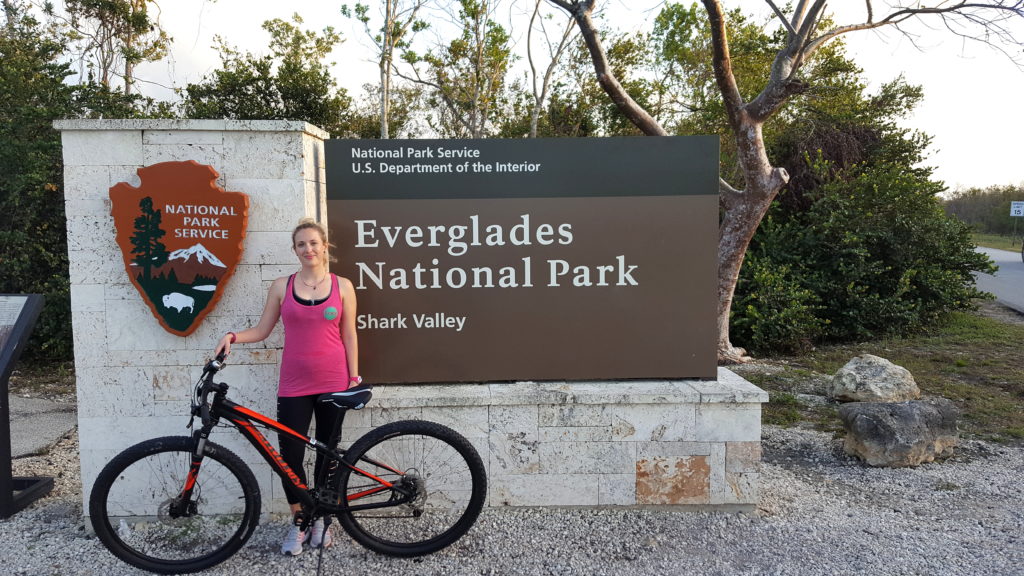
xmin=88 ymin=354 xmax=487 ymax=574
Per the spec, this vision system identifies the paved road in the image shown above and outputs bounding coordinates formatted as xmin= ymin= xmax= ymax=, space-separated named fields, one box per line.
xmin=975 ymin=246 xmax=1024 ymax=313
xmin=5 ymin=396 xmax=76 ymax=458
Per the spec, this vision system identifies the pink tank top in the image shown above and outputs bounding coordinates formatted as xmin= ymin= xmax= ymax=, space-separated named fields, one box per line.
xmin=278 ymin=274 xmax=349 ymax=397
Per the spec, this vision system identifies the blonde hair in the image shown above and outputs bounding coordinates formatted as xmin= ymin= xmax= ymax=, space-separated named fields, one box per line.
xmin=292 ymin=218 xmax=336 ymax=264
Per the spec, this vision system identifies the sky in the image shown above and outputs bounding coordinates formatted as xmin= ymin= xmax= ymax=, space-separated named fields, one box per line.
xmin=130 ymin=0 xmax=1024 ymax=191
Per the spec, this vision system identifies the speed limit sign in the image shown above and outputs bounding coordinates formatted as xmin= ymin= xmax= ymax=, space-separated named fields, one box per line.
xmin=1012 ymin=201 xmax=1024 ymax=217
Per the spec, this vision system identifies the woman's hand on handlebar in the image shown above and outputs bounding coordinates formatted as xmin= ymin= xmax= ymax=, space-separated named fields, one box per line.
xmin=214 ymin=333 xmax=234 ymax=358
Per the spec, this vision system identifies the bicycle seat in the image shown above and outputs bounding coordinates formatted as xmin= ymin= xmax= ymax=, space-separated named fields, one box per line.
xmin=318 ymin=386 xmax=373 ymax=410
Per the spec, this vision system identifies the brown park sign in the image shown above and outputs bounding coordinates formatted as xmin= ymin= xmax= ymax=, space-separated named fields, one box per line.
xmin=326 ymin=137 xmax=719 ymax=384
xmin=110 ymin=161 xmax=249 ymax=336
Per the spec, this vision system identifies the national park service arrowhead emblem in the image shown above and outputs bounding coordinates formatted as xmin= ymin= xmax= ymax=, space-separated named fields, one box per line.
xmin=110 ymin=161 xmax=249 ymax=336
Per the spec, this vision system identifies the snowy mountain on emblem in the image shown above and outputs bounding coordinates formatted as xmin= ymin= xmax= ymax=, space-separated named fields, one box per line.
xmin=169 ymin=243 xmax=226 ymax=267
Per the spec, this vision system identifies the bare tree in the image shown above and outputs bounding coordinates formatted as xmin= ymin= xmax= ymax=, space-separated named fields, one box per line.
xmin=525 ymin=0 xmax=578 ymax=137
xmin=404 ymin=0 xmax=513 ymax=138
xmin=3 ymin=0 xmax=17 ymax=33
xmin=344 ymin=1 xmax=429 ymax=138
xmin=48 ymin=0 xmax=170 ymax=94
xmin=548 ymin=0 xmax=1024 ymax=363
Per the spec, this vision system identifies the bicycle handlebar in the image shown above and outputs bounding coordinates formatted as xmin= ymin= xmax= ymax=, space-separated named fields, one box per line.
xmin=194 ymin=352 xmax=230 ymax=426
xmin=203 ymin=351 xmax=228 ymax=375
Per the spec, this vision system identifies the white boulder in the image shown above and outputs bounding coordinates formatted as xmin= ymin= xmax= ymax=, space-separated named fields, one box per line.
xmin=828 ymin=354 xmax=920 ymax=403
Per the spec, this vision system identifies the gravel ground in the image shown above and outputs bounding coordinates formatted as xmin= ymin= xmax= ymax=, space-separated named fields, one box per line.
xmin=4 ymin=425 xmax=1022 ymax=576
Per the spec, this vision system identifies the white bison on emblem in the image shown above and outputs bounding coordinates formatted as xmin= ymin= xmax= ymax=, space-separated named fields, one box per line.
xmin=162 ymin=292 xmax=195 ymax=314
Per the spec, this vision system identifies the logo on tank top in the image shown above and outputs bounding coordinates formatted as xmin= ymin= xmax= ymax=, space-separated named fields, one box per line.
xmin=324 ymin=306 xmax=339 ymax=320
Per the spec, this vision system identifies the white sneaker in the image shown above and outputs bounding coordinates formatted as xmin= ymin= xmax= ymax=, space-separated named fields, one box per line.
xmin=281 ymin=523 xmax=308 ymax=556
xmin=309 ymin=518 xmax=333 ymax=549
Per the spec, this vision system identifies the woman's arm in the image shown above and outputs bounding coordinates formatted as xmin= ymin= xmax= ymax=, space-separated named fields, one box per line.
xmin=339 ymin=276 xmax=360 ymax=383
xmin=214 ymin=277 xmax=286 ymax=356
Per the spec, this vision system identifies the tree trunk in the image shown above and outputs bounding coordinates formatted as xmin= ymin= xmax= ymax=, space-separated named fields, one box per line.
xmin=527 ymin=1 xmax=542 ymax=138
xmin=123 ymin=0 xmax=145 ymax=95
xmin=716 ymin=148 xmax=788 ymax=363
xmin=124 ymin=33 xmax=134 ymax=95
xmin=380 ymin=0 xmax=394 ymax=139
xmin=3 ymin=0 xmax=16 ymax=33
xmin=380 ymin=55 xmax=391 ymax=139
xmin=528 ymin=0 xmax=577 ymax=138
xmin=702 ymin=0 xmax=790 ymax=362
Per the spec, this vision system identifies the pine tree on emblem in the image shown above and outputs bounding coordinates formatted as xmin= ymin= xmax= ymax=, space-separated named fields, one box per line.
xmin=131 ymin=196 xmax=169 ymax=281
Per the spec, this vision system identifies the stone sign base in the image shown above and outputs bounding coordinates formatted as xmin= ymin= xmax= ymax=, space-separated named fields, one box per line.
xmin=334 ymin=368 xmax=766 ymax=510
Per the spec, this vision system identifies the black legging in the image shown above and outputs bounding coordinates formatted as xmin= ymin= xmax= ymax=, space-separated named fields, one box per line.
xmin=276 ymin=394 xmax=341 ymax=505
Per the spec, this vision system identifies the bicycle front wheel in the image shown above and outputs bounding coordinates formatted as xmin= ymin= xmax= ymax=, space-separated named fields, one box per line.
xmin=338 ymin=420 xmax=487 ymax=557
xmin=89 ymin=436 xmax=261 ymax=574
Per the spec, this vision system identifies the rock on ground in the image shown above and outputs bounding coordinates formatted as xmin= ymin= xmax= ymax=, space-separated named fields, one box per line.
xmin=838 ymin=398 xmax=959 ymax=467
xmin=828 ymin=354 xmax=921 ymax=403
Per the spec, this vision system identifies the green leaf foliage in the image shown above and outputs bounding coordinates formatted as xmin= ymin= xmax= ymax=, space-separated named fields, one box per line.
xmin=181 ymin=15 xmax=353 ymax=136
xmin=735 ymin=158 xmax=994 ymax=354
xmin=1 ymin=13 xmax=78 ymax=359
xmin=735 ymin=71 xmax=995 ymax=352
xmin=944 ymin=184 xmax=1024 ymax=237
xmin=731 ymin=257 xmax=823 ymax=354
xmin=497 ymin=31 xmax=652 ymax=138
xmin=1 ymin=9 xmax=164 ymax=359
xmin=411 ymin=0 xmax=513 ymax=138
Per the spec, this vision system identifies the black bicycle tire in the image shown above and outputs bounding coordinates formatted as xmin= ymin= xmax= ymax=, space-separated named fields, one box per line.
xmin=337 ymin=420 xmax=487 ymax=557
xmin=89 ymin=436 xmax=261 ymax=574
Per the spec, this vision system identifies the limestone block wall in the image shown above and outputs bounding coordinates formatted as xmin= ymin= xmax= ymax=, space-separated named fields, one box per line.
xmin=56 ymin=119 xmax=328 ymax=512
xmin=355 ymin=369 xmax=767 ymax=508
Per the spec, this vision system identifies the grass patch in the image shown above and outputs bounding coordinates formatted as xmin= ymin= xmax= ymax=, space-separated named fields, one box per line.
xmin=973 ymin=233 xmax=1022 ymax=252
xmin=748 ymin=307 xmax=1024 ymax=443
xmin=7 ymin=361 xmax=75 ymax=399
xmin=764 ymin=392 xmax=804 ymax=427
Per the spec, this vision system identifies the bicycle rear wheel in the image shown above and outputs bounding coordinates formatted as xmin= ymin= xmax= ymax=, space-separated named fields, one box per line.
xmin=89 ymin=436 xmax=260 ymax=574
xmin=337 ymin=420 xmax=487 ymax=556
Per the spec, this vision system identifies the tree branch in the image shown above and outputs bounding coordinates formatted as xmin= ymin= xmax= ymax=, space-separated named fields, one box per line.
xmin=701 ymin=0 xmax=745 ymax=131
xmin=528 ymin=0 xmax=577 ymax=137
xmin=750 ymin=0 xmax=1024 ymax=121
xmin=765 ymin=0 xmax=798 ymax=36
xmin=807 ymin=1 xmax=1024 ymax=64
xmin=547 ymin=0 xmax=667 ymax=135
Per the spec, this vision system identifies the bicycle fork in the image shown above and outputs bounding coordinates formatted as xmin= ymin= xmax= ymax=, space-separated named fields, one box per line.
xmin=168 ymin=429 xmax=212 ymax=518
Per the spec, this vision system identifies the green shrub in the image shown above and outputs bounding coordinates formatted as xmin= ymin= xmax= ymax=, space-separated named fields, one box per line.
xmin=731 ymin=256 xmax=823 ymax=354
xmin=1 ymin=12 xmax=169 ymax=360
xmin=0 ymin=16 xmax=75 ymax=359
xmin=733 ymin=160 xmax=994 ymax=353
xmin=799 ymin=163 xmax=992 ymax=340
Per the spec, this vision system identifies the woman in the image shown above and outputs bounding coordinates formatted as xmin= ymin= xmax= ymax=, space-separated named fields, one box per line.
xmin=214 ymin=218 xmax=359 ymax=556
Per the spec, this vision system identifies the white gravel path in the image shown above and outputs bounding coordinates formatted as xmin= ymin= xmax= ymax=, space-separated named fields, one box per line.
xmin=4 ymin=426 xmax=1022 ymax=576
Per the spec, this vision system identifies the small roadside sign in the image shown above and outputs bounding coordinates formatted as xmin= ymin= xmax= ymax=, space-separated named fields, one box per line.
xmin=1012 ymin=201 xmax=1024 ymax=217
